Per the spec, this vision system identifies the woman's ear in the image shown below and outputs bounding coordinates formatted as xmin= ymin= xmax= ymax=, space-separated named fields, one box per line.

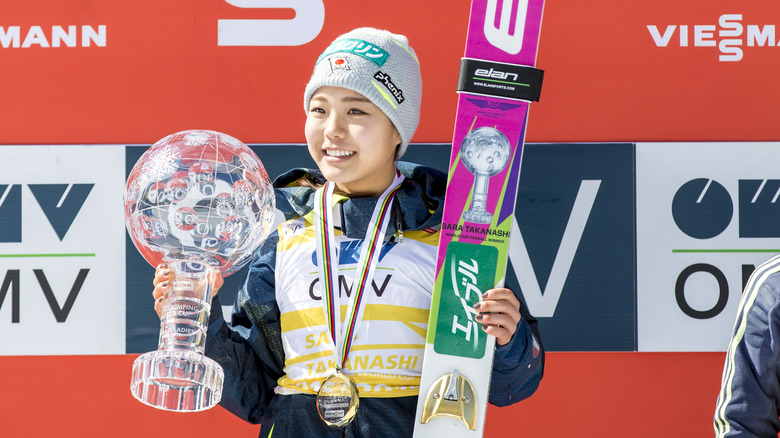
xmin=394 ymin=142 xmax=403 ymax=161
xmin=392 ymin=127 xmax=402 ymax=161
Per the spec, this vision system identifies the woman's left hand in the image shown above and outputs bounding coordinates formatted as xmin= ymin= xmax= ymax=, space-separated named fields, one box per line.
xmin=473 ymin=287 xmax=522 ymax=346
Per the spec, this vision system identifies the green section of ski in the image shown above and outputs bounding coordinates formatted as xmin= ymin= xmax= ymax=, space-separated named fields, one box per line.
xmin=433 ymin=241 xmax=497 ymax=358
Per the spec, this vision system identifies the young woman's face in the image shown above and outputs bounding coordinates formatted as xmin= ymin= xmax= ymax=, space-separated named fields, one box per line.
xmin=305 ymin=86 xmax=401 ymax=197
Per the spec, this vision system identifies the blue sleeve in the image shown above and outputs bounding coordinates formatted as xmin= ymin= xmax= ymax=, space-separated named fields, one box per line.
xmin=488 ymin=295 xmax=544 ymax=407
xmin=715 ymin=278 xmax=780 ymax=437
xmin=205 ymin=232 xmax=284 ymax=424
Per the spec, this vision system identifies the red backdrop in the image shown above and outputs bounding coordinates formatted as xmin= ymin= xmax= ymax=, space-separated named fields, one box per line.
xmin=1 ymin=0 xmax=773 ymax=436
xmin=0 ymin=353 xmax=724 ymax=436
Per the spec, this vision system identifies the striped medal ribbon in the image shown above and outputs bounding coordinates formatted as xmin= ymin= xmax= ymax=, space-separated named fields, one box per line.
xmin=313 ymin=170 xmax=404 ymax=428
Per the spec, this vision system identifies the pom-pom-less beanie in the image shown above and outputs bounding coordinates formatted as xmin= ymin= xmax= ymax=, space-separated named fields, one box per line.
xmin=303 ymin=28 xmax=422 ymax=158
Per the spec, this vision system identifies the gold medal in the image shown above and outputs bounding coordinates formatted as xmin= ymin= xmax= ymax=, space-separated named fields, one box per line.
xmin=313 ymin=174 xmax=403 ymax=428
xmin=316 ymin=372 xmax=360 ymax=428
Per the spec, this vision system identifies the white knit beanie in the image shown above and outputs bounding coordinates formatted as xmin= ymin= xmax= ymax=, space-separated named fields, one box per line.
xmin=303 ymin=28 xmax=422 ymax=158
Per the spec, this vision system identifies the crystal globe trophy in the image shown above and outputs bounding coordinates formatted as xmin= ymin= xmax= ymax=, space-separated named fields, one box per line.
xmin=124 ymin=130 xmax=275 ymax=411
xmin=460 ymin=126 xmax=512 ymax=224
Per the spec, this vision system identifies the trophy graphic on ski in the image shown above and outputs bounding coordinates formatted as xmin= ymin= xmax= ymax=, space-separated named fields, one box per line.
xmin=459 ymin=126 xmax=511 ymax=224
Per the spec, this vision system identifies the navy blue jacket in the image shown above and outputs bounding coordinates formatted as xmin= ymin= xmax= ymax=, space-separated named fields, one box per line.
xmin=715 ymin=254 xmax=780 ymax=437
xmin=205 ymin=163 xmax=544 ymax=437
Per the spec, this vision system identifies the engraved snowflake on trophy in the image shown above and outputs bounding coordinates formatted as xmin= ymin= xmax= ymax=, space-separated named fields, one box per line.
xmin=124 ymin=130 xmax=275 ymax=412
xmin=460 ymin=126 xmax=512 ymax=224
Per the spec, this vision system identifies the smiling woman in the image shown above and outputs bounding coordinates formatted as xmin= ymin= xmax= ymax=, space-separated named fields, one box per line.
xmin=305 ymin=86 xmax=401 ymax=197
xmin=147 ymin=26 xmax=543 ymax=438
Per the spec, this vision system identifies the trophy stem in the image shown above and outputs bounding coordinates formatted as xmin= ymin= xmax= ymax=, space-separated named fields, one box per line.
xmin=130 ymin=260 xmax=225 ymax=412
xmin=462 ymin=174 xmax=493 ymax=224
xmin=158 ymin=260 xmax=215 ymax=353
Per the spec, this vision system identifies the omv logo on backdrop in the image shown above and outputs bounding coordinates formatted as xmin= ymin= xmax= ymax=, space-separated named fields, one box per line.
xmin=0 ymin=146 xmax=126 ymax=355
xmin=0 ymin=183 xmax=93 ymax=243
xmin=506 ymin=143 xmax=636 ymax=352
xmin=636 ymin=142 xmax=780 ymax=352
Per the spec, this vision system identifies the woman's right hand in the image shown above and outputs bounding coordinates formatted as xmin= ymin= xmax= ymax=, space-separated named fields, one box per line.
xmin=152 ymin=263 xmax=173 ymax=319
xmin=151 ymin=263 xmax=225 ymax=319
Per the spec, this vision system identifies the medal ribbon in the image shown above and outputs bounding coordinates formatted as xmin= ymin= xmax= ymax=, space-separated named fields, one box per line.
xmin=314 ymin=171 xmax=404 ymax=371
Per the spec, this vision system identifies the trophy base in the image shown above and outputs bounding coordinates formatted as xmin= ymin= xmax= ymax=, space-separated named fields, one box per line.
xmin=462 ymin=208 xmax=493 ymax=224
xmin=130 ymin=349 xmax=224 ymax=412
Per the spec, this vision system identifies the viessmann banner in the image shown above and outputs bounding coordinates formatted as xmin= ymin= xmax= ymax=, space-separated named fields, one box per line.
xmin=0 ymin=0 xmax=779 ymax=144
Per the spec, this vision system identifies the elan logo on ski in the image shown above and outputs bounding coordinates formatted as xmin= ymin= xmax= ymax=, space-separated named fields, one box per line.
xmin=458 ymin=59 xmax=543 ymax=102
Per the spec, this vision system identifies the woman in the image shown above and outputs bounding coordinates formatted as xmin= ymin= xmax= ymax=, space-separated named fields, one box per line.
xmin=153 ymin=27 xmax=543 ymax=437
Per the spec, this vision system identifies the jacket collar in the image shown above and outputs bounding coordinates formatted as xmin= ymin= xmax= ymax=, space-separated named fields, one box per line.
xmin=273 ymin=162 xmax=446 ymax=239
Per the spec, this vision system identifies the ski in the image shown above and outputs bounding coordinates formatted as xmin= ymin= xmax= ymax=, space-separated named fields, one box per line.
xmin=413 ymin=1 xmax=545 ymax=437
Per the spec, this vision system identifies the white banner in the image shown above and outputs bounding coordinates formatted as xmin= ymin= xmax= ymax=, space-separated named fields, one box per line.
xmin=0 ymin=146 xmax=126 ymax=355
xmin=637 ymin=142 xmax=780 ymax=351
